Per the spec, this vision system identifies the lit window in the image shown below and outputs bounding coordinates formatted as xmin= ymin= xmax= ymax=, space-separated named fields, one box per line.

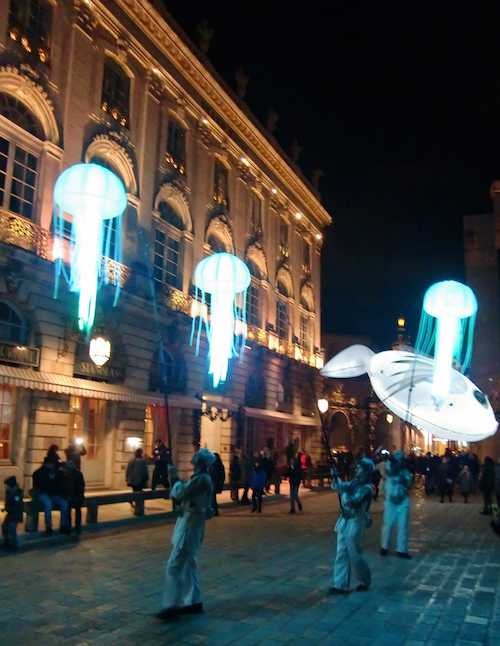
xmin=101 ymin=58 xmax=130 ymax=127
xmin=166 ymin=119 xmax=186 ymax=174
xmin=300 ymin=314 xmax=310 ymax=350
xmin=153 ymin=229 xmax=182 ymax=289
xmin=0 ymin=136 xmax=39 ymax=219
xmin=0 ymin=386 xmax=14 ymax=461
xmin=0 ymin=302 xmax=26 ymax=344
xmin=213 ymin=160 xmax=229 ymax=208
xmin=276 ymin=300 xmax=289 ymax=340
xmin=246 ymin=283 xmax=260 ymax=327
xmin=8 ymin=0 xmax=52 ymax=62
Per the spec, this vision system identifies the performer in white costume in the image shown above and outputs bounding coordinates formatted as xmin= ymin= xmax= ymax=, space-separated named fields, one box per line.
xmin=330 ymin=458 xmax=375 ymax=594
xmin=157 ymin=448 xmax=215 ymax=621
xmin=380 ymin=449 xmax=413 ymax=558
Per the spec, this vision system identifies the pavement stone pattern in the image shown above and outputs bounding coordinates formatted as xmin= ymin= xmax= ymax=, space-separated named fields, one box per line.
xmin=0 ymin=485 xmax=499 ymax=645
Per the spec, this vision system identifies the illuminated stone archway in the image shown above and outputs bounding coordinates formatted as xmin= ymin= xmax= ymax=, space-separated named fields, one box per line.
xmin=154 ymin=183 xmax=192 ymax=233
xmin=85 ymin=134 xmax=138 ymax=195
xmin=0 ymin=66 xmax=59 ymax=144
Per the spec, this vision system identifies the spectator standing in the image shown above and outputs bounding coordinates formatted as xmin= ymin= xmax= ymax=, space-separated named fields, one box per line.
xmin=32 ymin=457 xmax=70 ymax=534
xmin=126 ymin=448 xmax=149 ymax=512
xmin=250 ymin=460 xmax=266 ymax=513
xmin=479 ymin=456 xmax=495 ymax=515
xmin=456 ymin=464 xmax=473 ymax=503
xmin=240 ymin=453 xmax=252 ymax=505
xmin=64 ymin=460 xmax=85 ymax=534
xmin=229 ymin=453 xmax=241 ymax=502
xmin=152 ymin=440 xmax=171 ymax=490
xmin=494 ymin=458 xmax=500 ymax=507
xmin=64 ymin=440 xmax=87 ymax=470
xmin=2 ymin=475 xmax=23 ymax=550
xmin=438 ymin=456 xmax=454 ymax=503
xmin=288 ymin=455 xmax=303 ymax=513
xmin=209 ymin=452 xmax=225 ymax=516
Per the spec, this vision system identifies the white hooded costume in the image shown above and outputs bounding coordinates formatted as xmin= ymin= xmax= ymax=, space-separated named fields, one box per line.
xmin=381 ymin=451 xmax=413 ymax=554
xmin=331 ymin=459 xmax=374 ymax=591
xmin=161 ymin=449 xmax=214 ymax=611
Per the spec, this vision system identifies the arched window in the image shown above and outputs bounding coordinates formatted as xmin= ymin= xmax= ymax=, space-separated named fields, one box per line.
xmin=246 ymin=283 xmax=260 ymax=327
xmin=154 ymin=201 xmax=185 ymax=290
xmin=0 ymin=302 xmax=26 ymax=344
xmin=101 ymin=58 xmax=130 ymax=128
xmin=166 ymin=118 xmax=186 ymax=175
xmin=0 ymin=95 xmax=41 ymax=220
xmin=207 ymin=234 xmax=227 ymax=253
xmin=276 ymin=299 xmax=289 ymax=341
xmin=277 ymin=280 xmax=289 ymax=297
xmin=299 ymin=314 xmax=310 ymax=351
xmin=8 ymin=0 xmax=52 ymax=63
xmin=159 ymin=201 xmax=185 ymax=231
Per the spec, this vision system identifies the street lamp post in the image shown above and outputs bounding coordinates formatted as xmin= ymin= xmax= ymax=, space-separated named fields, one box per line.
xmin=317 ymin=397 xmax=335 ymax=467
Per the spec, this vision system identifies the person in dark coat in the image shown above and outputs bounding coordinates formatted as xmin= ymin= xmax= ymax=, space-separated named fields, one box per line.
xmin=32 ymin=457 xmax=70 ymax=534
xmin=229 ymin=454 xmax=241 ymax=502
xmin=209 ymin=452 xmax=225 ymax=516
xmin=64 ymin=440 xmax=87 ymax=470
xmin=250 ymin=460 xmax=266 ymax=513
xmin=479 ymin=456 xmax=495 ymax=515
xmin=288 ymin=456 xmax=303 ymax=513
xmin=152 ymin=440 xmax=171 ymax=490
xmin=64 ymin=460 xmax=85 ymax=534
xmin=438 ymin=456 xmax=454 ymax=503
xmin=2 ymin=475 xmax=23 ymax=550
xmin=126 ymin=448 xmax=149 ymax=504
xmin=240 ymin=453 xmax=252 ymax=505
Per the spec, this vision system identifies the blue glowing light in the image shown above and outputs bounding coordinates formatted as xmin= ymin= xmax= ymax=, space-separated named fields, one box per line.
xmin=191 ymin=253 xmax=251 ymax=387
xmin=53 ymin=163 xmax=127 ymax=334
xmin=415 ymin=280 xmax=477 ymax=402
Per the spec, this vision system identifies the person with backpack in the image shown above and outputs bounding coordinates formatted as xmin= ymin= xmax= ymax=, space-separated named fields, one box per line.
xmin=380 ymin=450 xmax=413 ymax=559
xmin=157 ymin=448 xmax=215 ymax=621
xmin=2 ymin=476 xmax=23 ymax=550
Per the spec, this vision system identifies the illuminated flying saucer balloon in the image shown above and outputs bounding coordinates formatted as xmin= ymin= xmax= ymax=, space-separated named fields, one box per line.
xmin=191 ymin=253 xmax=251 ymax=388
xmin=321 ymin=346 xmax=497 ymax=442
xmin=53 ymin=163 xmax=127 ymax=334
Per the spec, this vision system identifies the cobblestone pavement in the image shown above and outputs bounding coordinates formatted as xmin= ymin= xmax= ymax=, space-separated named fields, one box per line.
xmin=1 ymin=485 xmax=499 ymax=645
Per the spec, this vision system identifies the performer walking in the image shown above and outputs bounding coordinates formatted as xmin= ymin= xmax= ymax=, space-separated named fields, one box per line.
xmin=380 ymin=450 xmax=413 ymax=558
xmin=157 ymin=448 xmax=215 ymax=621
xmin=330 ymin=457 xmax=375 ymax=594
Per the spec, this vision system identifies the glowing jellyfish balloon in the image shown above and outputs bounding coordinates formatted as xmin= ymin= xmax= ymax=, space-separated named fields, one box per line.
xmin=191 ymin=253 xmax=251 ymax=387
xmin=53 ymin=163 xmax=127 ymax=334
xmin=415 ymin=280 xmax=477 ymax=403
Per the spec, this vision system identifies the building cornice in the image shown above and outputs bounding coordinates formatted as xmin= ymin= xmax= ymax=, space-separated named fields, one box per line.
xmin=106 ymin=0 xmax=332 ymax=230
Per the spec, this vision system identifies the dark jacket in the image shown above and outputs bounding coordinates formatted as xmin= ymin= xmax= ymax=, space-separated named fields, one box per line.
xmin=33 ymin=464 xmax=67 ymax=497
xmin=229 ymin=457 xmax=242 ymax=483
xmin=210 ymin=457 xmax=226 ymax=493
xmin=288 ymin=459 xmax=303 ymax=485
xmin=4 ymin=485 xmax=24 ymax=523
xmin=250 ymin=467 xmax=266 ymax=491
xmin=479 ymin=461 xmax=495 ymax=493
xmin=64 ymin=466 xmax=86 ymax=505
xmin=438 ymin=462 xmax=454 ymax=489
xmin=126 ymin=457 xmax=149 ymax=488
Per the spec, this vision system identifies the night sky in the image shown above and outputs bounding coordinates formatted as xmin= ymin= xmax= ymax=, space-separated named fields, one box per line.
xmin=162 ymin=1 xmax=500 ymax=347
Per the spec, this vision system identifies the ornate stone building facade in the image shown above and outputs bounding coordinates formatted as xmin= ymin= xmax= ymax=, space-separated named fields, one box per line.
xmin=0 ymin=0 xmax=331 ymax=493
